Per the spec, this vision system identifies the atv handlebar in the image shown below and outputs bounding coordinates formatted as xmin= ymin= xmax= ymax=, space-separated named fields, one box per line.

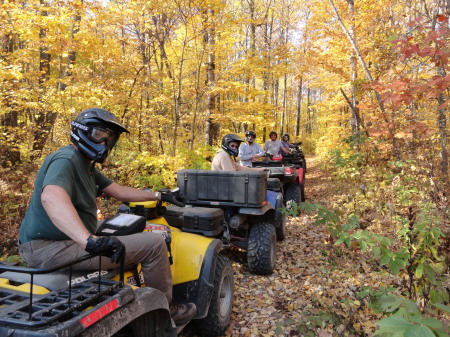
xmin=159 ymin=187 xmax=186 ymax=207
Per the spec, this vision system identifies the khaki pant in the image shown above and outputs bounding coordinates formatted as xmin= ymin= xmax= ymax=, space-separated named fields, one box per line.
xmin=19 ymin=232 xmax=173 ymax=303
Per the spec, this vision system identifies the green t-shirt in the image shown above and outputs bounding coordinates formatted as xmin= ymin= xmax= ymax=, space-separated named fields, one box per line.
xmin=19 ymin=145 xmax=112 ymax=243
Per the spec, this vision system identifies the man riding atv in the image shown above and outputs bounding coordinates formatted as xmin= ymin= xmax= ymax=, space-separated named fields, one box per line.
xmin=238 ymin=130 xmax=265 ymax=167
xmin=264 ymin=131 xmax=289 ymax=156
xmin=18 ymin=107 xmax=196 ymax=327
xmin=281 ymin=133 xmax=297 ymax=150
xmin=161 ymin=132 xmax=285 ymax=276
xmin=211 ymin=133 xmax=266 ymax=172
xmin=211 ymin=133 xmax=266 ymax=171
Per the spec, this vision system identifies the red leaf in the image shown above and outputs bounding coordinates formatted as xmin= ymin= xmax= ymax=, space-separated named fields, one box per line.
xmin=437 ymin=14 xmax=448 ymax=22
xmin=368 ymin=128 xmax=388 ymax=137
xmin=395 ymin=131 xmax=413 ymax=139
xmin=439 ymin=100 xmax=450 ymax=109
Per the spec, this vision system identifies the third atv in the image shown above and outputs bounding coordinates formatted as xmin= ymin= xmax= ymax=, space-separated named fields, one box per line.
xmin=253 ymin=144 xmax=306 ymax=210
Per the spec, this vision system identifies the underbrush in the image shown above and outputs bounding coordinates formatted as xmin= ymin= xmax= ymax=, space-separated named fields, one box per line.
xmin=0 ymin=163 xmax=38 ymax=256
xmin=101 ymin=145 xmax=214 ymax=189
xmin=288 ymin=133 xmax=449 ymax=336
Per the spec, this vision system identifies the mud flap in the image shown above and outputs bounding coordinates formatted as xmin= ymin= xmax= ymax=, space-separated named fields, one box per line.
xmin=274 ymin=192 xmax=284 ymax=221
xmin=265 ymin=190 xmax=283 ymax=221
xmin=297 ymin=167 xmax=304 ymax=184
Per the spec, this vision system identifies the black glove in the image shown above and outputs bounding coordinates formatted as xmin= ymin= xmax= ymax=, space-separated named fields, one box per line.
xmin=159 ymin=188 xmax=186 ymax=207
xmin=85 ymin=235 xmax=125 ymax=264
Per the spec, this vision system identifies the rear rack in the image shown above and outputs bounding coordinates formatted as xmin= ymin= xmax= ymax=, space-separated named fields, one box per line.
xmin=0 ymin=253 xmax=126 ymax=328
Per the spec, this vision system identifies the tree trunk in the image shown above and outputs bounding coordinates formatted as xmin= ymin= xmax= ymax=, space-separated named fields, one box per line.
xmin=306 ymin=87 xmax=311 ymax=134
xmin=190 ymin=53 xmax=204 ymax=151
xmin=273 ymin=78 xmax=279 ymax=128
xmin=31 ymin=0 xmax=56 ymax=161
xmin=437 ymin=94 xmax=448 ymax=180
xmin=346 ymin=0 xmax=360 ymax=133
xmin=58 ymin=1 xmax=82 ymax=91
xmin=281 ymin=73 xmax=287 ymax=134
xmin=262 ymin=6 xmax=274 ymax=133
xmin=153 ymin=14 xmax=173 ymax=80
xmin=249 ymin=0 xmax=256 ymax=90
xmin=204 ymin=8 xmax=218 ymax=146
xmin=295 ymin=77 xmax=303 ymax=138
xmin=281 ymin=25 xmax=289 ymax=135
xmin=0 ymin=110 xmax=21 ymax=167
xmin=1 ymin=29 xmax=21 ymax=166
xmin=171 ymin=23 xmax=189 ymax=156
xmin=328 ymin=0 xmax=385 ymax=114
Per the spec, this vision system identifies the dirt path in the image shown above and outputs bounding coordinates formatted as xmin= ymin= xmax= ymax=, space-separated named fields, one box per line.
xmin=302 ymin=155 xmax=332 ymax=202
xmin=222 ymin=155 xmax=335 ymax=336
xmin=221 ymin=155 xmax=344 ymax=337
xmin=183 ymin=155 xmax=351 ymax=337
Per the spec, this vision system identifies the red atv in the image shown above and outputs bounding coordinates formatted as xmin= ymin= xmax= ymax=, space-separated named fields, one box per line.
xmin=253 ymin=143 xmax=306 ymax=210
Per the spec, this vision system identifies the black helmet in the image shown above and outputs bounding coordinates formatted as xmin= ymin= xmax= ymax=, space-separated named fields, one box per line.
xmin=269 ymin=130 xmax=278 ymax=138
xmin=221 ymin=133 xmax=244 ymax=157
xmin=245 ymin=130 xmax=256 ymax=143
xmin=282 ymin=133 xmax=290 ymax=141
xmin=70 ymin=107 xmax=129 ymax=163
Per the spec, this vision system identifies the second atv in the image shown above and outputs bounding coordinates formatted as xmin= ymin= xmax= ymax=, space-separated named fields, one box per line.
xmin=163 ymin=170 xmax=286 ymax=275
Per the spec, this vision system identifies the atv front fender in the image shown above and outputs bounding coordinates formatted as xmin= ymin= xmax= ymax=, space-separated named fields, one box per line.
xmin=273 ymin=192 xmax=284 ymax=221
xmin=171 ymin=234 xmax=223 ymax=319
xmin=143 ymin=218 xmax=226 ymax=320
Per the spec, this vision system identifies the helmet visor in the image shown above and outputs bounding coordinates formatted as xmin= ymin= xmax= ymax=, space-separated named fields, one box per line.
xmin=88 ymin=126 xmax=119 ymax=148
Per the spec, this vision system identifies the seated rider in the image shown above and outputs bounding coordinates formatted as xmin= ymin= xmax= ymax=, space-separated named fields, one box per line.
xmin=264 ymin=131 xmax=289 ymax=156
xmin=212 ymin=133 xmax=267 ymax=172
xmin=238 ymin=130 xmax=265 ymax=167
xmin=281 ymin=133 xmax=297 ymax=150
xmin=18 ymin=107 xmax=196 ymax=327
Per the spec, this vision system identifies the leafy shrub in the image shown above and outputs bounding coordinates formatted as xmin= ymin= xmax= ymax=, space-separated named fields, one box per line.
xmin=102 ymin=145 xmax=215 ymax=190
xmin=294 ymin=197 xmax=449 ymax=337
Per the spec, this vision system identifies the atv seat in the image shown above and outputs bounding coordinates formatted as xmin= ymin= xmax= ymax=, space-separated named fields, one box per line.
xmin=267 ymin=178 xmax=282 ymax=192
xmin=0 ymin=268 xmax=120 ymax=291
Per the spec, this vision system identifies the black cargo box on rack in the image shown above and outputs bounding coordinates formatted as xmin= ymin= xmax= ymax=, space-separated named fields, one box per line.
xmin=176 ymin=169 xmax=268 ymax=207
xmin=164 ymin=205 xmax=224 ymax=237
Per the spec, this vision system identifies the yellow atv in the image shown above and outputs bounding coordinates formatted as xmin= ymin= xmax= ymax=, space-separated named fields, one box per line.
xmin=0 ymin=199 xmax=234 ymax=337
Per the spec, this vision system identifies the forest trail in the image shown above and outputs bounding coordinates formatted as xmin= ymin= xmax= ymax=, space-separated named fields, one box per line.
xmin=182 ymin=156 xmax=371 ymax=337
xmin=301 ymin=155 xmax=332 ymax=202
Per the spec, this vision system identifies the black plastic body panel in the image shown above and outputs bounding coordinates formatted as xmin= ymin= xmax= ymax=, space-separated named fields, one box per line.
xmin=165 ymin=206 xmax=224 ymax=237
